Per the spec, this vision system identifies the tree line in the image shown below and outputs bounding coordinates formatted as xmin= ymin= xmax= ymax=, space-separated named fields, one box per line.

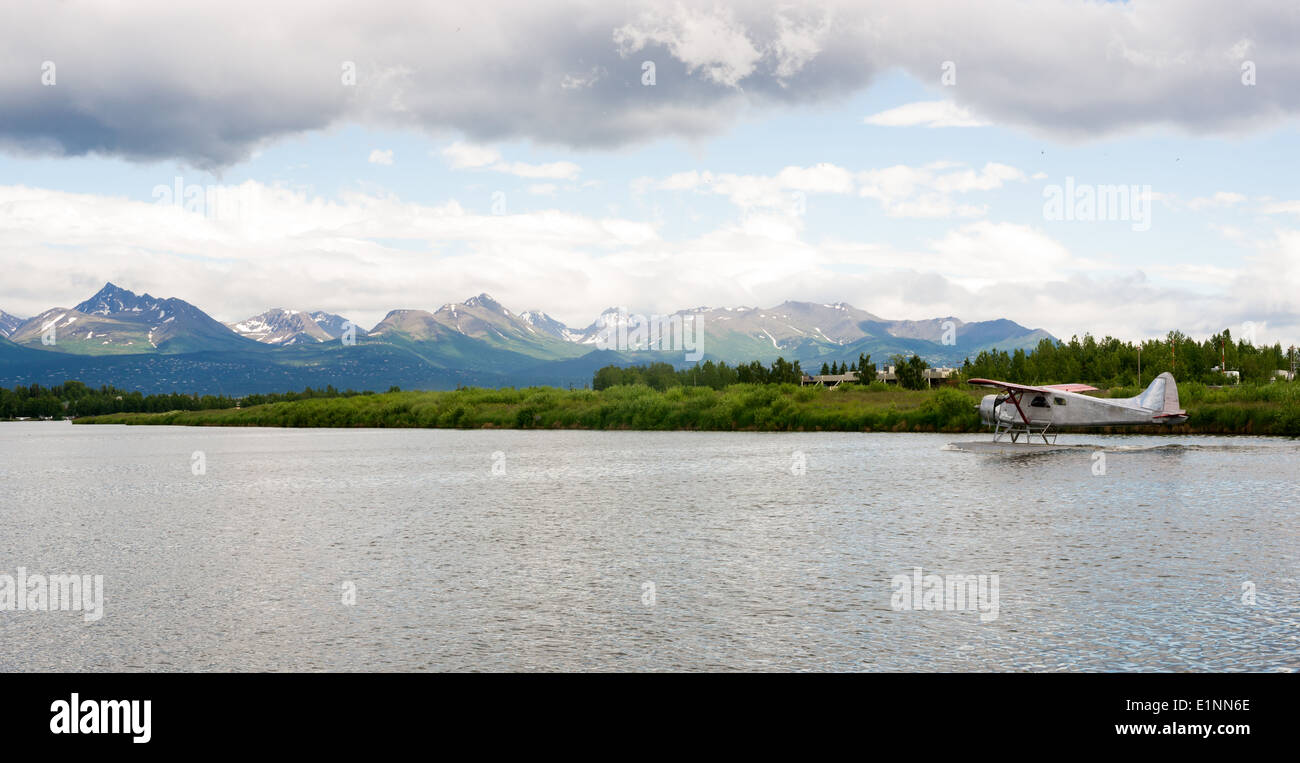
xmin=594 ymin=328 xmax=1297 ymax=393
xmin=591 ymin=354 xmax=922 ymax=390
xmin=0 ymin=381 xmax=372 ymax=420
xmin=818 ymin=353 xmax=880 ymax=380
xmin=962 ymin=330 xmax=1295 ymax=387
xmin=593 ymin=358 xmax=807 ymax=390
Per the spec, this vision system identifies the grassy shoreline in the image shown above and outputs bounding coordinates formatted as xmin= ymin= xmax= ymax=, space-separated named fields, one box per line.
xmin=70 ymin=383 xmax=1300 ymax=436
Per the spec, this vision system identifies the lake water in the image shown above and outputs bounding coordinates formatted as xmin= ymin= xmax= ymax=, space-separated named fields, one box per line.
xmin=1 ymin=422 xmax=1297 ymax=672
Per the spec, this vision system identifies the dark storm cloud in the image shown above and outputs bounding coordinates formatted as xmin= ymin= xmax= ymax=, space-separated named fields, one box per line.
xmin=2 ymin=0 xmax=1299 ymax=167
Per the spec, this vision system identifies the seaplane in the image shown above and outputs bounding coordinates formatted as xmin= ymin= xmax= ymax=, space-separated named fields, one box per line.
xmin=956 ymin=371 xmax=1187 ymax=451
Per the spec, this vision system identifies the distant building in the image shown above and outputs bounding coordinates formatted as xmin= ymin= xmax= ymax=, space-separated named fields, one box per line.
xmin=1211 ymin=366 xmax=1241 ymax=384
xmin=801 ymin=371 xmax=859 ymax=387
xmin=875 ymin=365 xmax=958 ymax=386
xmin=800 ymin=365 xmax=961 ymax=387
xmin=926 ymin=367 xmax=959 ymax=386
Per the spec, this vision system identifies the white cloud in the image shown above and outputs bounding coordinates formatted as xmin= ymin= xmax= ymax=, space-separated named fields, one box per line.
xmin=1261 ymin=200 xmax=1300 ymax=216
xmin=1209 ymin=224 xmax=1247 ymax=241
xmin=614 ymin=4 xmax=763 ymax=88
xmin=560 ymin=67 xmax=605 ymax=90
xmin=857 ymin=162 xmax=1026 ymax=218
xmin=1146 ymin=263 xmax=1241 ymax=287
xmin=440 ymin=142 xmax=580 ymax=180
xmin=769 ymin=7 xmax=834 ymax=82
xmin=367 ymin=149 xmax=394 ymax=165
xmin=864 ymin=101 xmax=990 ymax=128
xmin=773 ymin=164 xmax=856 ymax=193
xmin=494 ymin=160 xmax=581 ymax=181
xmin=1188 ymin=191 xmax=1246 ymax=210
xmin=648 ymin=163 xmax=853 ymax=211
xmin=0 ymin=183 xmax=647 ymax=328
xmin=647 ymin=160 xmax=1022 ymax=219
xmin=5 ymin=182 xmax=1299 ymax=344
xmin=653 ymin=171 xmax=700 ymax=191
xmin=441 ymin=142 xmax=502 ymax=169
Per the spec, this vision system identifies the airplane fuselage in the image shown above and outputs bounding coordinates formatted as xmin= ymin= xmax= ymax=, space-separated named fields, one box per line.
xmin=979 ymin=379 xmax=1187 ymax=430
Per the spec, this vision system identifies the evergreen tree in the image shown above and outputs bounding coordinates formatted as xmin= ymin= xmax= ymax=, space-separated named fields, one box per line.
xmin=891 ymin=353 xmax=930 ymax=390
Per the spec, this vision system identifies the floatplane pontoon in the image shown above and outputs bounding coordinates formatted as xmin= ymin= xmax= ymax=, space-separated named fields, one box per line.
xmin=950 ymin=372 xmax=1187 ymax=453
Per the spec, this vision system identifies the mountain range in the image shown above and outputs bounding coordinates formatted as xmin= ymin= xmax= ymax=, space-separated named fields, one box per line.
xmin=226 ymin=309 xmax=360 ymax=346
xmin=0 ymin=283 xmax=1054 ymax=395
xmin=0 ymin=310 xmax=22 ymax=337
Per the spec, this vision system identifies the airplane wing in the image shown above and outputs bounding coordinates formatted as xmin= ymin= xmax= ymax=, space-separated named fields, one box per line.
xmin=967 ymin=378 xmax=1099 ymax=394
xmin=967 ymin=378 xmax=1052 ymax=394
xmin=1043 ymin=383 xmax=1099 ymax=393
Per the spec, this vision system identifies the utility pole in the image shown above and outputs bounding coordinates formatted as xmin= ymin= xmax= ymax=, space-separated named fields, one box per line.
xmin=1137 ymin=345 xmax=1141 ymax=387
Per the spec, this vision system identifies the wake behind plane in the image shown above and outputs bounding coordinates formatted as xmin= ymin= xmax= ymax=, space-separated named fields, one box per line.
xmin=967 ymin=371 xmax=1187 ymax=445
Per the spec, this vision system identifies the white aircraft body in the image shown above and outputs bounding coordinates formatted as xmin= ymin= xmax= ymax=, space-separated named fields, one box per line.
xmin=970 ymin=371 xmax=1187 ymax=444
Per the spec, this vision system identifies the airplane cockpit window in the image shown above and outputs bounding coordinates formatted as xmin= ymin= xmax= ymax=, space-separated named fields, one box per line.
xmin=1030 ymin=395 xmax=1049 ymax=407
xmin=1053 ymin=397 xmax=1066 ymax=406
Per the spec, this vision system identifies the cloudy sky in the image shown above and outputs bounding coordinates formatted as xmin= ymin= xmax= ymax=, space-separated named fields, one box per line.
xmin=2 ymin=0 xmax=1299 ymax=343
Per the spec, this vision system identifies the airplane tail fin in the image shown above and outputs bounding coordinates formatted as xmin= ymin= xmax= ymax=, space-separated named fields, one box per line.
xmin=1137 ymin=371 xmax=1182 ymax=414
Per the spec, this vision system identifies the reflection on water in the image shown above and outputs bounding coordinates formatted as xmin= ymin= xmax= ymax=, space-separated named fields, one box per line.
xmin=1 ymin=423 xmax=1297 ymax=672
